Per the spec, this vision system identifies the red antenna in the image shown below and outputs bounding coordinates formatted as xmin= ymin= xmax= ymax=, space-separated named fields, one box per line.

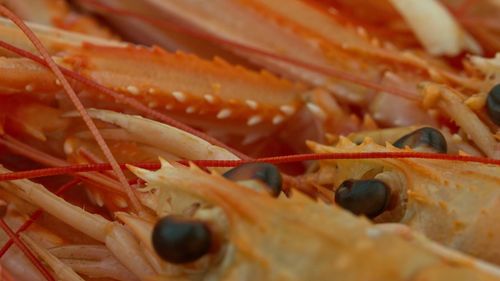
xmin=0 ymin=179 xmax=81 ymax=257
xmin=0 ymin=218 xmax=55 ymax=281
xmin=0 ymin=151 xmax=498 ymax=182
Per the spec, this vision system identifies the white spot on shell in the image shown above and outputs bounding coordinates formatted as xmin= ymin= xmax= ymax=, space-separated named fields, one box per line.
xmin=427 ymin=109 xmax=438 ymax=118
xmin=172 ymin=91 xmax=186 ymax=102
xmin=306 ymin=103 xmax=326 ymax=120
xmin=242 ymin=133 xmax=263 ymax=145
xmin=366 ymin=228 xmax=382 ymax=238
xmin=94 ymin=192 xmax=104 ymax=207
xmin=127 ymin=85 xmax=139 ymax=95
xmin=55 ymin=79 xmax=61 ymax=86
xmin=280 ymin=105 xmax=295 ymax=116
xmin=25 ymin=84 xmax=34 ymax=92
xmin=204 ymin=94 xmax=215 ymax=104
xmin=328 ymin=7 xmax=338 ymax=15
xmin=148 ymin=88 xmax=156 ymax=94
xmin=85 ymin=188 xmax=97 ymax=206
xmin=165 ymin=104 xmax=174 ymax=110
xmin=372 ymin=113 xmax=383 ymax=120
xmin=186 ymin=106 xmax=196 ymax=114
xmin=148 ymin=101 xmax=157 ymax=108
xmin=245 ymin=100 xmax=258 ymax=109
xmin=312 ymin=77 xmax=324 ymax=85
xmin=272 ymin=115 xmax=285 ymax=125
xmin=63 ymin=141 xmax=73 ymax=155
xmin=217 ymin=108 xmax=232 ymax=119
xmin=452 ymin=134 xmax=463 ymax=142
xmin=247 ymin=115 xmax=262 ymax=126
xmin=356 ymin=26 xmax=367 ymax=37
xmin=393 ymin=119 xmax=405 ymax=126
xmin=114 ymin=197 xmax=128 ymax=208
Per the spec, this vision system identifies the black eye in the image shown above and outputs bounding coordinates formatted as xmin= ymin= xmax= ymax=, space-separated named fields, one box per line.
xmin=334 ymin=179 xmax=390 ymax=219
xmin=152 ymin=216 xmax=212 ymax=264
xmin=393 ymin=127 xmax=447 ymax=153
xmin=487 ymin=84 xmax=500 ymax=126
xmin=223 ymin=162 xmax=282 ymax=197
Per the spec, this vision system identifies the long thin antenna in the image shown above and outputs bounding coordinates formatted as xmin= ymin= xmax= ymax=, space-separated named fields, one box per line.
xmin=0 ymin=179 xmax=81 ymax=257
xmin=0 ymin=151 xmax=498 ymax=182
xmin=0 ymin=218 xmax=55 ymax=281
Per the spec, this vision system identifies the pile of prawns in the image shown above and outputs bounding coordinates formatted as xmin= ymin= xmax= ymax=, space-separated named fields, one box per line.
xmin=0 ymin=0 xmax=499 ymax=280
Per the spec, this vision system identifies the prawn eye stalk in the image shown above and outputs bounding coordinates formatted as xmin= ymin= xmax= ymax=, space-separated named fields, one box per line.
xmin=334 ymin=179 xmax=391 ymax=219
xmin=487 ymin=84 xmax=500 ymax=126
xmin=223 ymin=162 xmax=282 ymax=197
xmin=393 ymin=127 xmax=447 ymax=154
xmin=152 ymin=216 xmax=212 ymax=264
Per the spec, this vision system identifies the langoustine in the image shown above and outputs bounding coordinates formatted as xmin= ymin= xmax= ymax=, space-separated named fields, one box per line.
xmin=72 ymin=0 xmax=500 ymax=157
xmin=2 ymin=158 xmax=500 ymax=281
xmin=0 ymin=17 xmax=307 ymax=143
xmin=77 ymin=0 xmax=486 ymax=126
xmin=0 ymin=0 xmax=497 ymax=278
xmin=4 ymin=1 xmax=498 ymax=158
xmin=307 ymin=137 xmax=500 ymax=265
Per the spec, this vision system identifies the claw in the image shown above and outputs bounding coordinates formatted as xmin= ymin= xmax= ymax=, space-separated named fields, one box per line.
xmin=0 ymin=165 xmax=155 ymax=278
xmin=389 ymin=0 xmax=481 ymax=55
xmin=80 ymin=109 xmax=239 ymax=162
